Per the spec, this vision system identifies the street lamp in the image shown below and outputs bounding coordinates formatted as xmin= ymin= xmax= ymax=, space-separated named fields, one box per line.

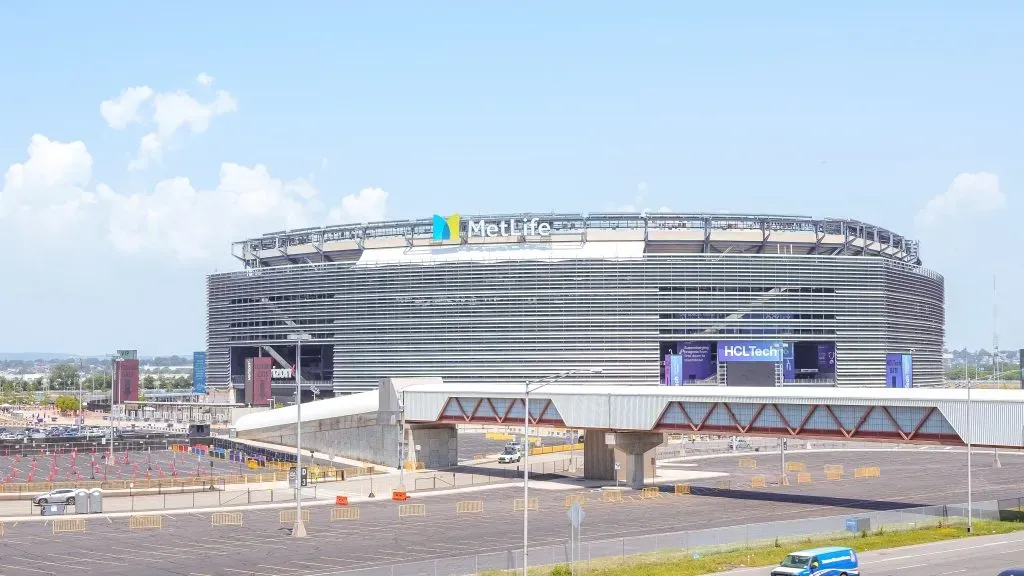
xmin=967 ymin=368 xmax=973 ymax=533
xmin=287 ymin=332 xmax=311 ymax=538
xmin=523 ymin=367 xmax=602 ymax=576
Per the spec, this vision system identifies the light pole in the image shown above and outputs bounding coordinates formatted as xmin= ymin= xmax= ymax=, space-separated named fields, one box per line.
xmin=523 ymin=367 xmax=602 ymax=576
xmin=288 ymin=333 xmax=311 ymax=538
xmin=967 ymin=368 xmax=973 ymax=533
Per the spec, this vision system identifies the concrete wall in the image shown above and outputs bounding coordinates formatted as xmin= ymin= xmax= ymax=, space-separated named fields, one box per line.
xmin=237 ymin=410 xmax=402 ymax=467
xmin=407 ymin=424 xmax=458 ymax=469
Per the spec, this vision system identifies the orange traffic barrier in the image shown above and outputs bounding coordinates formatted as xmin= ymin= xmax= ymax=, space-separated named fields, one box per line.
xmin=335 ymin=495 xmax=349 ymax=506
xmin=392 ymin=490 xmax=408 ymax=501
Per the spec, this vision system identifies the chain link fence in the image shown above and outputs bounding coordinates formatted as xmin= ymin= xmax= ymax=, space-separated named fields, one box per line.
xmin=321 ymin=498 xmax=1014 ymax=576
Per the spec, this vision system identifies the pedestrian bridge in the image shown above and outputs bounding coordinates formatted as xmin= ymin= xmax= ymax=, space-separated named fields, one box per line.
xmin=402 ymin=383 xmax=1024 ymax=448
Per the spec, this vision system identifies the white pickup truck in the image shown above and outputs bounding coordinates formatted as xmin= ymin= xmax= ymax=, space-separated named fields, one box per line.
xmin=497 ymin=445 xmax=524 ymax=464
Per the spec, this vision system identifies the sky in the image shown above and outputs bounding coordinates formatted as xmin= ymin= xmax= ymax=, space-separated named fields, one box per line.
xmin=0 ymin=1 xmax=1021 ymax=355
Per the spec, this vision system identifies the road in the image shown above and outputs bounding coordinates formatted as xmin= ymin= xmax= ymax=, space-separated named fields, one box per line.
xmin=712 ymin=530 xmax=1024 ymax=575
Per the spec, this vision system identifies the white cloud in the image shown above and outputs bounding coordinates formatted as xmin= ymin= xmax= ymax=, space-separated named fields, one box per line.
xmin=100 ymin=86 xmax=154 ymax=130
xmin=0 ymin=134 xmax=97 ymax=235
xmin=1 ymin=134 xmax=390 ymax=264
xmin=100 ymin=77 xmax=238 ymax=171
xmin=915 ymin=172 xmax=1004 ymax=228
xmin=106 ymin=163 xmax=322 ymax=261
xmin=328 ymin=187 xmax=389 ymax=224
xmin=130 ymin=89 xmax=238 ymax=170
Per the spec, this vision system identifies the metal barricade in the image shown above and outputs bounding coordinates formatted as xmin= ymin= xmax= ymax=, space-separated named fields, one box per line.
xmin=751 ymin=475 xmax=767 ymax=489
xmin=211 ymin=512 xmax=243 ymax=527
xmin=279 ymin=509 xmax=311 ymax=524
xmin=398 ymin=503 xmax=426 ymax=518
xmin=456 ymin=500 xmax=483 ymax=514
xmin=331 ymin=507 xmax=360 ymax=521
xmin=602 ymin=490 xmax=624 ymax=503
xmin=514 ymin=497 xmax=539 ymax=511
xmin=564 ymin=494 xmax=586 ymax=508
xmin=129 ymin=515 xmax=162 ymax=530
xmin=640 ymin=487 xmax=662 ymax=499
xmin=52 ymin=518 xmax=86 ymax=534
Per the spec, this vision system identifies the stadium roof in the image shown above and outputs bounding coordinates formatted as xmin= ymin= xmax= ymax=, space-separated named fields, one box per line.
xmin=231 ymin=212 xmax=922 ymax=269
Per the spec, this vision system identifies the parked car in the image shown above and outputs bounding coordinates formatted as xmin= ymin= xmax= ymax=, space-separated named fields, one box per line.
xmin=33 ymin=488 xmax=79 ymax=506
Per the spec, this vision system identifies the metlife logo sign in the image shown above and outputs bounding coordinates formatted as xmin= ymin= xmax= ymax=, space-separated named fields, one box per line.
xmin=717 ymin=340 xmax=784 ymax=363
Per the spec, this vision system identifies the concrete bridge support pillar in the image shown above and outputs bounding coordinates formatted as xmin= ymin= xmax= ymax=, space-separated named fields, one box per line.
xmin=406 ymin=424 xmax=458 ymax=470
xmin=583 ymin=430 xmax=664 ymax=489
xmin=583 ymin=430 xmax=615 ymax=481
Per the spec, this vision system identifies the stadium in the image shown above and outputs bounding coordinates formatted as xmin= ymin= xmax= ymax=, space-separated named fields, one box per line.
xmin=205 ymin=212 xmax=944 ymax=402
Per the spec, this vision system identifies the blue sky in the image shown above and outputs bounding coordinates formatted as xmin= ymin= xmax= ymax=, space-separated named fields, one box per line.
xmin=0 ymin=1 xmax=1020 ymax=355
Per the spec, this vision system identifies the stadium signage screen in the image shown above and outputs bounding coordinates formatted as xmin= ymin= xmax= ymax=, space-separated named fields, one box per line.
xmin=467 ymin=217 xmax=551 ymax=238
xmin=432 ymin=213 xmax=552 ymax=240
xmin=717 ymin=340 xmax=784 ymax=362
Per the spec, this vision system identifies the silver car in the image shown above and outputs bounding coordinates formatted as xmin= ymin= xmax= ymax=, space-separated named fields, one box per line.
xmin=33 ymin=488 xmax=78 ymax=506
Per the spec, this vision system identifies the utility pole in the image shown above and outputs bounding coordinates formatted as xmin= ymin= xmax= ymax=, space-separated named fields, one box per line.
xmin=993 ymin=274 xmax=1000 ymax=385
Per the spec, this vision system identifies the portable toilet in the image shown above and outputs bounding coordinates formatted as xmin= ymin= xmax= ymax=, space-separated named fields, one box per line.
xmin=89 ymin=488 xmax=103 ymax=513
xmin=74 ymin=490 xmax=89 ymax=514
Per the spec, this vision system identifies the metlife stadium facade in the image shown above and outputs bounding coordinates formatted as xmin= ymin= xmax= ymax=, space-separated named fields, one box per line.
xmin=206 ymin=213 xmax=944 ymax=399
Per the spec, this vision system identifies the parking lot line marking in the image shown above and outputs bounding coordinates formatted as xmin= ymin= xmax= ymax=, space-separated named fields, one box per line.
xmin=290 ymin=560 xmax=342 ymax=569
xmin=12 ymin=556 xmax=82 ymax=571
xmin=257 ymin=565 xmax=303 ymax=573
xmin=224 ymin=568 xmax=279 ymax=576
xmin=0 ymin=563 xmax=52 ymax=574
xmin=110 ymin=545 xmax=184 ymax=558
xmin=45 ymin=553 xmax=122 ymax=567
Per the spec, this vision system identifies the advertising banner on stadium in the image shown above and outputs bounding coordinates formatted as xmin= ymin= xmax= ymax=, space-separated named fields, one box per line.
xmin=192 ymin=351 xmax=207 ymax=395
xmin=680 ymin=341 xmax=715 ymax=383
xmin=244 ymin=358 xmax=254 ymax=404
xmin=901 ymin=353 xmax=913 ymax=388
xmin=252 ymin=357 xmax=273 ymax=406
xmin=668 ymin=355 xmax=683 ymax=385
xmin=817 ymin=343 xmax=836 ymax=375
xmin=717 ymin=340 xmax=784 ymax=363
xmin=112 ymin=359 xmax=139 ymax=403
xmin=885 ymin=353 xmax=904 ymax=388
xmin=782 ymin=342 xmax=796 ymax=381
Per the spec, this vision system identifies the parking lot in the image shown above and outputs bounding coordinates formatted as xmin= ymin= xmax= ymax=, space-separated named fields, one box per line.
xmin=0 ymin=448 xmax=1019 ymax=576
xmin=0 ymin=447 xmax=276 ymax=485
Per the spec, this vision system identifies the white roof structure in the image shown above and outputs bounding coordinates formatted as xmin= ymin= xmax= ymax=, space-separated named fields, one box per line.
xmin=234 ymin=390 xmax=379 ymax=432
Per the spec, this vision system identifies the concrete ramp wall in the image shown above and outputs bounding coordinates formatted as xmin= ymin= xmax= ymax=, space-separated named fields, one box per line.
xmin=237 ymin=409 xmax=402 ymax=467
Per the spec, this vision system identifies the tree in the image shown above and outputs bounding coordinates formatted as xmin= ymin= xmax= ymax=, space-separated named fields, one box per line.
xmin=49 ymin=363 xmax=79 ymax=391
xmin=84 ymin=372 xmax=111 ymax=391
xmin=54 ymin=395 xmax=81 ymax=413
xmin=142 ymin=374 xmax=157 ymax=390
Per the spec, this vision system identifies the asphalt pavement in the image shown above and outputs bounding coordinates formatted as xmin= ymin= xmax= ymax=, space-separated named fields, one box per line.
xmin=711 ymin=530 xmax=1024 ymax=575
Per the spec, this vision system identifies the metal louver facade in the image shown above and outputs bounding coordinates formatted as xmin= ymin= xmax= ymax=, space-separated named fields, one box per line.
xmin=206 ymin=252 xmax=944 ymax=394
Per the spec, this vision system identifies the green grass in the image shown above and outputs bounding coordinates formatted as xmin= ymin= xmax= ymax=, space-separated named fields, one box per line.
xmin=486 ymin=520 xmax=1024 ymax=576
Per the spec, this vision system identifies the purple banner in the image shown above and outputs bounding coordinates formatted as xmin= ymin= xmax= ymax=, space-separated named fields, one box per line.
xmin=886 ymin=353 xmax=904 ymax=388
xmin=679 ymin=341 xmax=715 ymax=383
xmin=817 ymin=343 xmax=836 ymax=375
